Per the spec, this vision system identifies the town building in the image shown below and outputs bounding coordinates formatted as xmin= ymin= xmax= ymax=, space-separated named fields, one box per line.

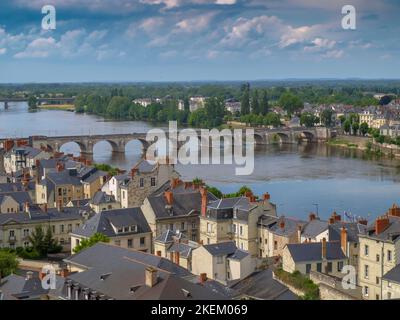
xmin=70 ymin=207 xmax=152 ymax=254
xmin=225 ymin=99 xmax=241 ymax=114
xmin=258 ymin=215 xmax=306 ymax=258
xmin=119 ymin=160 xmax=178 ymax=208
xmin=382 ymin=264 xmax=400 ymax=300
xmin=141 ymin=183 xmax=217 ymax=242
xmin=189 ymin=96 xmax=207 ymax=112
xmin=54 ymin=243 xmax=228 ymax=300
xmin=358 ymin=205 xmax=400 ymax=300
xmin=191 ymin=241 xmax=255 ymax=285
xmin=0 ymin=205 xmax=92 ymax=251
xmin=154 ymin=230 xmax=199 ymax=271
xmin=89 ymin=191 xmax=121 ymax=213
xmin=4 ymin=146 xmax=51 ymax=174
xmin=282 ymin=238 xmax=347 ymax=277
xmin=199 ymin=192 xmax=277 ymax=256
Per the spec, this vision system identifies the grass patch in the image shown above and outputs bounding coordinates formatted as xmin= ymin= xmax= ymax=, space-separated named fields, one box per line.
xmin=39 ymin=104 xmax=75 ymax=111
xmin=274 ymin=268 xmax=319 ymax=300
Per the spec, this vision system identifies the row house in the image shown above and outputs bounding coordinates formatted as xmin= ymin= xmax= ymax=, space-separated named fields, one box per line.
xmin=70 ymin=207 xmax=152 ymax=254
xmin=0 ymin=205 xmax=91 ymax=251
xmin=119 ymin=159 xmax=178 ymax=208
xmin=358 ymin=204 xmax=400 ymax=300
xmin=4 ymin=146 xmax=52 ymax=174
xmin=199 ymin=192 xmax=277 ymax=257
xmin=141 ymin=182 xmax=218 ymax=242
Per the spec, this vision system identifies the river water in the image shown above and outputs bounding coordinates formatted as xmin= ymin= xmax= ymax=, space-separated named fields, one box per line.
xmin=1 ymin=102 xmax=400 ymax=220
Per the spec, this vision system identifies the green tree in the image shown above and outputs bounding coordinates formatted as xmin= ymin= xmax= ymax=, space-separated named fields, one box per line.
xmin=0 ymin=251 xmax=19 ymax=277
xmin=73 ymin=233 xmax=110 ymax=254
xmin=352 ymin=122 xmax=359 ymax=135
xmin=251 ymin=89 xmax=260 ymax=114
xmin=359 ymin=122 xmax=369 ymax=136
xmin=300 ymin=112 xmax=318 ymax=128
xmin=320 ymin=109 xmax=333 ymax=127
xmin=240 ymin=83 xmax=250 ymax=115
xmin=278 ymin=92 xmax=303 ymax=115
xmin=264 ymin=112 xmax=281 ymax=128
xmin=28 ymin=96 xmax=38 ymax=110
xmin=343 ymin=119 xmax=351 ymax=134
xmin=260 ymin=90 xmax=269 ymax=115
xmin=338 ymin=115 xmax=346 ymax=126
xmin=206 ymin=186 xmax=223 ymax=198
xmin=28 ymin=226 xmax=61 ymax=257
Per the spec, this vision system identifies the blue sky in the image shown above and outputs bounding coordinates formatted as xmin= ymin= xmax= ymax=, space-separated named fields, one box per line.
xmin=0 ymin=0 xmax=399 ymax=82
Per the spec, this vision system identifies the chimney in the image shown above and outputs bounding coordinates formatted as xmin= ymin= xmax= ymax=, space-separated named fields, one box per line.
xmin=358 ymin=218 xmax=368 ymax=226
xmin=60 ymin=268 xmax=69 ymax=278
xmin=329 ymin=217 xmax=335 ymax=225
xmin=39 ymin=272 xmax=46 ymax=281
xmin=200 ymin=187 xmax=207 ymax=217
xmin=331 ymin=211 xmax=341 ymax=222
xmin=175 ymin=251 xmax=180 ymax=264
xmin=26 ymin=271 xmax=34 ymax=280
xmin=263 ymin=193 xmax=270 ymax=202
xmin=199 ymin=273 xmax=207 ymax=284
xmin=156 ymin=251 xmax=162 ymax=257
xmin=375 ymin=216 xmax=390 ymax=235
xmin=164 ymin=191 xmax=173 ymax=205
xmin=145 ymin=267 xmax=158 ymax=288
xmin=341 ymin=227 xmax=348 ymax=255
xmin=297 ymin=225 xmax=302 ymax=243
xmin=309 ymin=213 xmax=316 ymax=221
xmin=56 ymin=162 xmax=64 ymax=172
xmin=321 ymin=238 xmax=327 ymax=259
xmin=279 ymin=220 xmax=285 ymax=229
xmin=171 ymin=178 xmax=180 ymax=189
xmin=388 ymin=204 xmax=400 ymax=217
xmin=130 ymin=168 xmax=138 ymax=178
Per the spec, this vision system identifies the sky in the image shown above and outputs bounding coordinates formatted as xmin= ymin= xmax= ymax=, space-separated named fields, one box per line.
xmin=0 ymin=0 xmax=399 ymax=82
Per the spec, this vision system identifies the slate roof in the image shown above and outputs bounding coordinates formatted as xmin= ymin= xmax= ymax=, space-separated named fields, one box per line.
xmin=382 ymin=265 xmax=400 ymax=284
xmin=167 ymin=242 xmax=196 ymax=259
xmin=286 ymin=242 xmax=346 ymax=263
xmin=361 ymin=216 xmax=400 ymax=242
xmin=230 ymin=269 xmax=298 ymax=300
xmin=0 ymin=181 xmax=35 ymax=193
xmin=228 ymin=249 xmax=249 ymax=261
xmin=91 ymin=191 xmax=116 ymax=205
xmin=0 ymin=191 xmax=32 ymax=207
xmin=268 ymin=216 xmax=306 ymax=237
xmin=6 ymin=146 xmax=43 ymax=159
xmin=61 ymin=243 xmax=229 ymax=300
xmin=301 ymin=219 xmax=329 ymax=239
xmin=71 ymin=208 xmax=151 ymax=238
xmin=202 ymin=241 xmax=238 ymax=257
xmin=46 ymin=171 xmax=82 ymax=186
xmin=133 ymin=159 xmax=157 ymax=173
xmin=147 ymin=190 xmax=217 ymax=219
xmin=155 ymin=229 xmax=187 ymax=243
xmin=0 ymin=273 xmax=49 ymax=300
xmin=82 ymin=170 xmax=107 ymax=184
xmin=0 ymin=207 xmax=90 ymax=226
xmin=328 ymin=222 xmax=367 ymax=243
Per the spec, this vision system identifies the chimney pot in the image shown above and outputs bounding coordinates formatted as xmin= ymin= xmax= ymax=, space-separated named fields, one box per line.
xmin=341 ymin=227 xmax=348 ymax=255
xmin=321 ymin=237 xmax=327 ymax=259
xmin=309 ymin=213 xmax=316 ymax=221
xmin=200 ymin=187 xmax=207 ymax=217
xmin=145 ymin=267 xmax=158 ymax=288
xmin=279 ymin=220 xmax=285 ymax=229
xmin=156 ymin=251 xmax=162 ymax=257
xmin=199 ymin=273 xmax=207 ymax=284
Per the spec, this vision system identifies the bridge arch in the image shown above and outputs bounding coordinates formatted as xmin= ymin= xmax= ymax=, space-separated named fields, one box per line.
xmin=271 ymin=132 xmax=290 ymax=144
xmin=298 ymin=131 xmax=315 ymax=143
xmin=59 ymin=141 xmax=88 ymax=156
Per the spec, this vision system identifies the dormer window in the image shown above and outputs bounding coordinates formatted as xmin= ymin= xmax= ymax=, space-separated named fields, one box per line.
xmin=130 ymin=225 xmax=137 ymax=232
xmin=117 ymin=228 xmax=123 ymax=233
xmin=124 ymin=227 xmax=129 ymax=233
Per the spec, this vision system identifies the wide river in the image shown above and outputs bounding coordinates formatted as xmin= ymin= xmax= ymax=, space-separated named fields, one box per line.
xmin=2 ymin=102 xmax=400 ymax=221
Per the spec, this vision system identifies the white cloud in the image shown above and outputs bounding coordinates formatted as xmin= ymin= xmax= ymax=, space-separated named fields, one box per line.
xmin=175 ymin=13 xmax=215 ymax=33
xmin=0 ymin=48 xmax=6 ymax=55
xmin=140 ymin=17 xmax=165 ymax=34
xmin=14 ymin=37 xmax=57 ymax=58
xmin=303 ymin=38 xmax=336 ymax=52
xmin=322 ymin=50 xmax=344 ymax=59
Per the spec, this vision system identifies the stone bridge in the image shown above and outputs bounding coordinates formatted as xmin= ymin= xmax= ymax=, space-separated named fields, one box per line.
xmin=25 ymin=127 xmax=335 ymax=156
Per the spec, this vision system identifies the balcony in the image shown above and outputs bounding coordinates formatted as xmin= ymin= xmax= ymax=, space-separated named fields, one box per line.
xmin=9 ymin=236 xmax=16 ymax=242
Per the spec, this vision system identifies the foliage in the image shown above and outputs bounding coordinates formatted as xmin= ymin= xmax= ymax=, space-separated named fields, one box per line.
xmin=206 ymin=186 xmax=223 ymax=199
xmin=320 ymin=109 xmax=333 ymax=127
xmin=359 ymin=122 xmax=369 ymax=136
xmin=28 ymin=96 xmax=38 ymax=110
xmin=274 ymin=268 xmax=319 ymax=300
xmin=94 ymin=163 xmax=119 ymax=176
xmin=73 ymin=233 xmax=110 ymax=254
xmin=28 ymin=226 xmax=62 ymax=257
xmin=0 ymin=250 xmax=19 ymax=277
xmin=240 ymin=83 xmax=250 ymax=115
xmin=278 ymin=92 xmax=304 ymax=115
xmin=300 ymin=112 xmax=319 ymax=128
xmin=343 ymin=120 xmax=351 ymax=134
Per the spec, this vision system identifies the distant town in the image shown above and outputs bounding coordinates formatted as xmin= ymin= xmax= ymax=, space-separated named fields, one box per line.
xmin=1 ymin=81 xmax=400 ymax=301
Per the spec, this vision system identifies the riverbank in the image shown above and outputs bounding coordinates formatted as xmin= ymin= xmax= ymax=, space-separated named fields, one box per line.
xmin=39 ymin=104 xmax=75 ymax=111
xmin=327 ymin=135 xmax=370 ymax=150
